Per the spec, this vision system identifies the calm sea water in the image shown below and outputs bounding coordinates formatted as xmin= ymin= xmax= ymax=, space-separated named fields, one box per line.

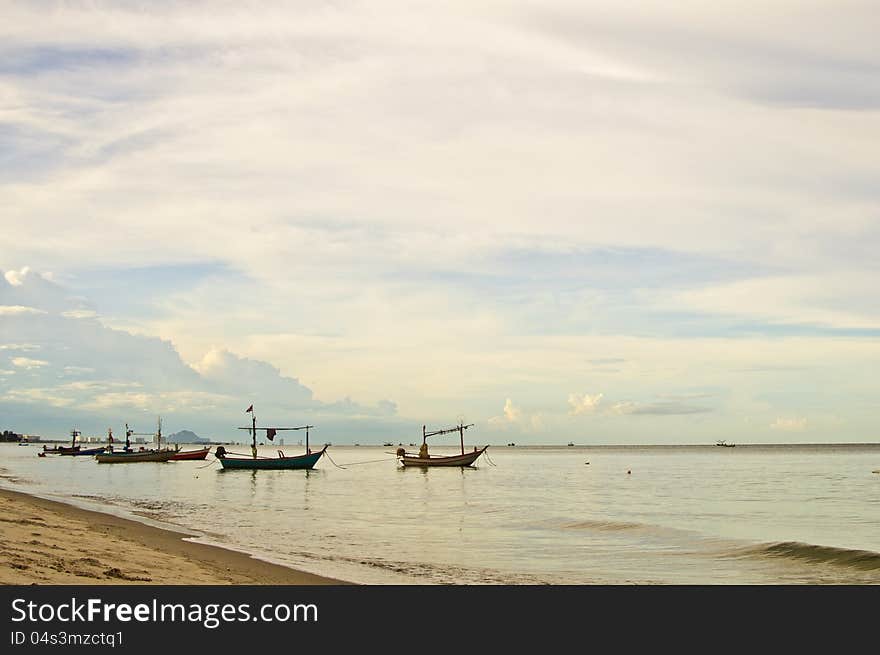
xmin=2 ymin=442 xmax=879 ymax=584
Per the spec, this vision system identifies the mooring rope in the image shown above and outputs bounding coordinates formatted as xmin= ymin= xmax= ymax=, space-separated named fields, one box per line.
xmin=196 ymin=459 xmax=218 ymax=470
xmin=323 ymin=450 xmax=347 ymax=469
xmin=483 ymin=449 xmax=498 ymax=467
xmin=323 ymin=452 xmax=397 ymax=469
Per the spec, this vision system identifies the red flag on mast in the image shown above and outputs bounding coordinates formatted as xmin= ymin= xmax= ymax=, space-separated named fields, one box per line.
xmin=266 ymin=428 xmax=277 ymax=441
xmin=245 ymin=404 xmax=253 ymax=413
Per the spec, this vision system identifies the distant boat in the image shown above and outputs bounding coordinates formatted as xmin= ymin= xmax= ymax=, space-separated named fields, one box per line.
xmin=397 ymin=422 xmax=488 ymax=468
xmin=214 ymin=404 xmax=327 ymax=471
xmin=383 ymin=442 xmax=393 ymax=447
xmin=567 ymin=442 xmax=575 ymax=447
xmin=96 ymin=419 xmax=176 ymax=463
xmin=716 ymin=440 xmax=736 ymax=448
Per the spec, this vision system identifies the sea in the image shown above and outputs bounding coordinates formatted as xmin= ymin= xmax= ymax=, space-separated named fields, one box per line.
xmin=2 ymin=442 xmax=879 ymax=584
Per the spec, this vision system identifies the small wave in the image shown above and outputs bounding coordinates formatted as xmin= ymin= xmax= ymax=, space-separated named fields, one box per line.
xmin=743 ymin=541 xmax=880 ymax=571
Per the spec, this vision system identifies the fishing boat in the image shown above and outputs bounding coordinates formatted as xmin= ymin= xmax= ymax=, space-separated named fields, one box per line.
xmin=716 ymin=440 xmax=736 ymax=448
xmin=96 ymin=419 xmax=177 ymax=463
xmin=214 ymin=404 xmax=327 ymax=470
xmin=42 ymin=444 xmax=75 ymax=454
xmin=397 ymin=422 xmax=488 ymax=468
xmin=60 ymin=429 xmax=108 ymax=456
xmin=64 ymin=429 xmax=113 ymax=456
xmin=43 ymin=429 xmax=82 ymax=455
xmin=169 ymin=446 xmax=211 ymax=461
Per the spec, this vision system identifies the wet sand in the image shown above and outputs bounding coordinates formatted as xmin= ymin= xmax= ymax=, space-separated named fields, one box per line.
xmin=0 ymin=488 xmax=349 ymax=585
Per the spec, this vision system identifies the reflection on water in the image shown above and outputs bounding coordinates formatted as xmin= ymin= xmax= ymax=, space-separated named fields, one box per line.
xmin=2 ymin=443 xmax=880 ymax=584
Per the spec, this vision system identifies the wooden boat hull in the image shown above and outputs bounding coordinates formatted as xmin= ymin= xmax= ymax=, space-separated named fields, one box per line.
xmin=400 ymin=446 xmax=488 ymax=468
xmin=217 ymin=447 xmax=327 ymax=470
xmin=169 ymin=447 xmax=211 ymax=461
xmin=64 ymin=446 xmax=109 ymax=456
xmin=95 ymin=449 xmax=178 ymax=463
xmin=43 ymin=446 xmax=78 ymax=454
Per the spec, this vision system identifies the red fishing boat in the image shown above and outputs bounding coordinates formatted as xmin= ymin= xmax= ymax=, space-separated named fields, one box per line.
xmin=169 ymin=446 xmax=211 ymax=461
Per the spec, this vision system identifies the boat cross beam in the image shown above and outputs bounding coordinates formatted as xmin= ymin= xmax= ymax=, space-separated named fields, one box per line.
xmin=236 ymin=426 xmax=314 ymax=431
xmin=424 ymin=423 xmax=474 ymax=438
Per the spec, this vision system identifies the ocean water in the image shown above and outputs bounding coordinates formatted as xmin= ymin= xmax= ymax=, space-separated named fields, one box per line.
xmin=2 ymin=442 xmax=879 ymax=584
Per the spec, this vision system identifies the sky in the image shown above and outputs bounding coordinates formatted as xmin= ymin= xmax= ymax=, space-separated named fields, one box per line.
xmin=1 ymin=1 xmax=879 ymax=444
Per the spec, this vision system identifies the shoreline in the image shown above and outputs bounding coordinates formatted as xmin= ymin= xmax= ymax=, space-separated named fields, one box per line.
xmin=0 ymin=487 xmax=351 ymax=585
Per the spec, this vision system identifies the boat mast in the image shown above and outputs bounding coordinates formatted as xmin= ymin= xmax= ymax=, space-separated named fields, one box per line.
xmin=423 ymin=422 xmax=475 ymax=456
xmin=251 ymin=412 xmax=257 ymax=459
xmin=125 ymin=423 xmax=132 ymax=451
xmin=70 ymin=428 xmax=80 ymax=448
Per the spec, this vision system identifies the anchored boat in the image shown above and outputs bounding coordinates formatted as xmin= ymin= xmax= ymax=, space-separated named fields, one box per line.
xmin=214 ymin=404 xmax=327 ymax=470
xmin=169 ymin=446 xmax=211 ymax=461
xmin=96 ymin=419 xmax=177 ymax=463
xmin=397 ymin=422 xmax=488 ymax=468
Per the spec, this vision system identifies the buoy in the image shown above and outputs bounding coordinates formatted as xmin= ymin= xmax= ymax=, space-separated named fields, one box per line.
xmin=627 ymin=470 xmax=631 ymax=474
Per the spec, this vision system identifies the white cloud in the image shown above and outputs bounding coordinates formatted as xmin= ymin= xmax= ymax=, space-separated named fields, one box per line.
xmin=11 ymin=357 xmax=48 ymax=369
xmin=4 ymin=267 xmax=30 ymax=286
xmin=568 ymin=392 xmax=603 ymax=415
xmin=2 ymin=387 xmax=75 ymax=408
xmin=0 ymin=305 xmax=47 ymax=316
xmin=1 ymin=4 xmax=879 ymax=443
xmin=670 ymin=274 xmax=880 ymax=330
xmin=488 ymin=398 xmax=522 ymax=426
xmin=61 ymin=309 xmax=98 ymax=319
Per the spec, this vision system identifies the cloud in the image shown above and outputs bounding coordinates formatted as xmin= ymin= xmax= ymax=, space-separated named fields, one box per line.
xmin=11 ymin=356 xmax=48 ymax=369
xmin=0 ymin=268 xmax=397 ymax=436
xmin=771 ymin=417 xmax=808 ymax=431
xmin=4 ymin=267 xmax=31 ymax=286
xmin=61 ymin=309 xmax=98 ymax=319
xmin=568 ymin=392 xmax=603 ymax=415
xmin=608 ymin=400 xmax=711 ymax=416
xmin=1 ymin=5 xmax=879 ymax=444
xmin=488 ymin=398 xmax=522 ymax=425
xmin=0 ymin=305 xmax=47 ymax=315
xmin=194 ymin=348 xmax=315 ymax=409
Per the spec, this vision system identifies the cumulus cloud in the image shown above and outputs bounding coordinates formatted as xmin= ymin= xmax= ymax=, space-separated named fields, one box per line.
xmin=0 ymin=268 xmax=397 ymax=436
xmin=489 ymin=398 xmax=522 ymax=426
xmin=487 ymin=398 xmax=545 ymax=433
xmin=568 ymin=392 xmax=603 ymax=415
xmin=4 ymin=267 xmax=31 ymax=286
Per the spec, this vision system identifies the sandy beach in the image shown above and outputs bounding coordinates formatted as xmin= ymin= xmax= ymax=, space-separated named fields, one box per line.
xmin=0 ymin=488 xmax=348 ymax=585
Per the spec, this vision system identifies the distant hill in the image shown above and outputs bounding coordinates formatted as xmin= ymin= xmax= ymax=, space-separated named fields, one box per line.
xmin=166 ymin=429 xmax=209 ymax=444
